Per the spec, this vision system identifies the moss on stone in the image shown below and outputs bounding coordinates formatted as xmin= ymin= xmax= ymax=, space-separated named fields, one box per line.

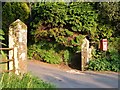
xmin=10 ymin=19 xmax=27 ymax=30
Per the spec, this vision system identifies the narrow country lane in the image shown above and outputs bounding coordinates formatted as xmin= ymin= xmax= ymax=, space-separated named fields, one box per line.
xmin=28 ymin=60 xmax=119 ymax=88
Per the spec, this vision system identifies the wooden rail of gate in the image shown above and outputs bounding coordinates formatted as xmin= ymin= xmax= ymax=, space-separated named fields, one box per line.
xmin=0 ymin=48 xmax=15 ymax=73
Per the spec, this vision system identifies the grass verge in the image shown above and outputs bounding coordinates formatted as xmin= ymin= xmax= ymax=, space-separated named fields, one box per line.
xmin=0 ymin=72 xmax=56 ymax=89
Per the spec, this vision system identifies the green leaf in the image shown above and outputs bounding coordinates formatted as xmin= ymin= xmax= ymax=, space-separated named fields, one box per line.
xmin=0 ymin=29 xmax=5 ymax=35
xmin=0 ymin=36 xmax=5 ymax=40
xmin=0 ymin=42 xmax=6 ymax=46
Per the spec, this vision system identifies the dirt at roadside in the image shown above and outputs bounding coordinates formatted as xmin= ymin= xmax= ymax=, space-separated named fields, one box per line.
xmin=29 ymin=60 xmax=72 ymax=71
xmin=28 ymin=60 xmax=119 ymax=75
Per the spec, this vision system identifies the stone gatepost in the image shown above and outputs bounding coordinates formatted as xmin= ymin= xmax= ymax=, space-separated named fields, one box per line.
xmin=9 ymin=19 xmax=27 ymax=75
xmin=81 ymin=38 xmax=89 ymax=71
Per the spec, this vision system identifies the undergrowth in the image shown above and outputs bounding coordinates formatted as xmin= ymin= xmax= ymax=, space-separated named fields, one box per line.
xmin=88 ymin=37 xmax=120 ymax=72
xmin=28 ymin=40 xmax=73 ymax=65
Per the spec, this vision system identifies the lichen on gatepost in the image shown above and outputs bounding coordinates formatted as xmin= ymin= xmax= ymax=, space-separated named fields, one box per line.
xmin=9 ymin=19 xmax=27 ymax=75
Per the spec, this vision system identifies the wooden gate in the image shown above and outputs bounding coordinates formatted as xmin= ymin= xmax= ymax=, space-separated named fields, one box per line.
xmin=0 ymin=48 xmax=15 ymax=73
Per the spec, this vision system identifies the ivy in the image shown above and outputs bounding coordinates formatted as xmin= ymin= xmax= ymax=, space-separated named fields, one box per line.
xmin=28 ymin=2 xmax=120 ymax=71
xmin=30 ymin=2 xmax=99 ymax=49
xmin=66 ymin=2 xmax=98 ymax=35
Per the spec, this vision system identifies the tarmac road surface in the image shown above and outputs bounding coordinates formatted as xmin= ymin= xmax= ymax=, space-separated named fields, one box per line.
xmin=28 ymin=60 xmax=119 ymax=88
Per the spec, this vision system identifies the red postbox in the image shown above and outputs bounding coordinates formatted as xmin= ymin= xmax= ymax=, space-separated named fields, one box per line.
xmin=100 ymin=39 xmax=108 ymax=51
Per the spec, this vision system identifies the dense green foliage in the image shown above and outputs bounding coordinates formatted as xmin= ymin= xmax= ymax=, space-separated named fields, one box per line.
xmin=27 ymin=2 xmax=120 ymax=71
xmin=96 ymin=2 xmax=120 ymax=37
xmin=29 ymin=2 xmax=119 ymax=46
xmin=2 ymin=2 xmax=30 ymax=46
xmin=2 ymin=2 xmax=120 ymax=71
xmin=30 ymin=2 xmax=86 ymax=47
xmin=87 ymin=2 xmax=120 ymax=72
xmin=88 ymin=37 xmax=120 ymax=72
xmin=2 ymin=2 xmax=30 ymax=29
xmin=28 ymin=40 xmax=73 ymax=64
xmin=28 ymin=2 xmax=97 ymax=64
xmin=0 ymin=73 xmax=55 ymax=88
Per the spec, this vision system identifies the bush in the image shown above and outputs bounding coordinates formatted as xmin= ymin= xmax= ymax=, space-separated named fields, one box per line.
xmin=28 ymin=41 xmax=64 ymax=64
xmin=28 ymin=40 xmax=75 ymax=65
xmin=2 ymin=2 xmax=30 ymax=30
xmin=88 ymin=37 xmax=120 ymax=72
xmin=2 ymin=2 xmax=30 ymax=45
xmin=88 ymin=58 xmax=111 ymax=71
xmin=63 ymin=50 xmax=70 ymax=65
xmin=58 ymin=49 xmax=73 ymax=65
xmin=30 ymin=2 xmax=97 ymax=47
xmin=88 ymin=53 xmax=120 ymax=72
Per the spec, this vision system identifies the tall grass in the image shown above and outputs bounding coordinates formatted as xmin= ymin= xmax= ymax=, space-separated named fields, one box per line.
xmin=0 ymin=73 xmax=56 ymax=89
